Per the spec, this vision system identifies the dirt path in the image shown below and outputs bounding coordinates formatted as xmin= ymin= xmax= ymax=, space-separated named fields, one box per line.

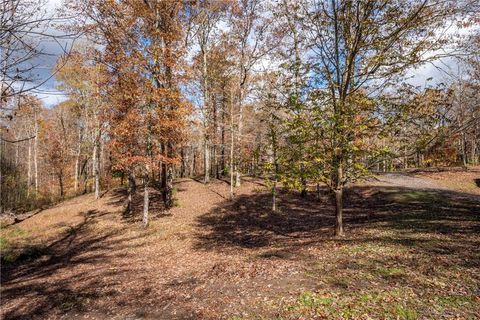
xmin=370 ymin=167 xmax=480 ymax=198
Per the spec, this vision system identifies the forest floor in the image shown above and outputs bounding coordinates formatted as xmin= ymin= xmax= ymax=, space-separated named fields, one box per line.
xmin=1 ymin=168 xmax=479 ymax=319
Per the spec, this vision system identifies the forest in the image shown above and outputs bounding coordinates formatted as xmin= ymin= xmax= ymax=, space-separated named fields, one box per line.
xmin=1 ymin=0 xmax=479 ymax=319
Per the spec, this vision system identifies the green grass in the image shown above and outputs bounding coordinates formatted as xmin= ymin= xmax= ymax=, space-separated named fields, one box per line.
xmin=1 ymin=227 xmax=36 ymax=264
xmin=396 ymin=306 xmax=418 ymax=320
xmin=377 ymin=266 xmax=405 ymax=278
xmin=0 ymin=236 xmax=10 ymax=252
xmin=386 ymin=190 xmax=445 ymax=205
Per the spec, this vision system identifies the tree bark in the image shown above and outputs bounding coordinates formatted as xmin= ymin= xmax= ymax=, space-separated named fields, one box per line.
xmin=143 ymin=179 xmax=149 ymax=227
xmin=127 ymin=172 xmax=136 ymax=213
xmin=204 ymin=138 xmax=210 ymax=183
xmin=164 ymin=164 xmax=174 ymax=209
xmin=461 ymin=133 xmax=467 ymax=166
xmin=59 ymin=172 xmax=64 ymax=199
xmin=334 ymin=188 xmax=344 ymax=236
xmin=221 ymin=104 xmax=226 ymax=176
xmin=229 ymin=89 xmax=235 ymax=199
xmin=180 ymin=148 xmax=185 ymax=178
xmin=27 ymin=138 xmax=31 ymax=196
xmin=33 ymin=120 xmax=38 ymax=193
xmin=202 ymin=45 xmax=210 ymax=184
xmin=93 ymin=137 xmax=100 ymax=199
xmin=74 ymin=140 xmax=81 ymax=193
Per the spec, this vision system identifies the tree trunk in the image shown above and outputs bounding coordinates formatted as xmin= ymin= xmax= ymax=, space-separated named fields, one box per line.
xmin=180 ymin=148 xmax=185 ymax=178
xmin=212 ymin=95 xmax=219 ymax=179
xmin=334 ymin=188 xmax=344 ymax=236
xmin=234 ymin=86 xmax=244 ymax=188
xmin=27 ymin=138 xmax=31 ymax=196
xmin=202 ymin=46 xmax=210 ymax=184
xmin=461 ymin=133 xmax=467 ymax=166
xmin=127 ymin=172 xmax=136 ymax=213
xmin=192 ymin=150 xmax=196 ymax=177
xmin=163 ymin=165 xmax=174 ymax=209
xmin=470 ymin=136 xmax=477 ymax=166
xmin=204 ymin=138 xmax=210 ymax=183
xmin=82 ymin=159 xmax=89 ymax=194
xmin=59 ymin=172 xmax=64 ymax=199
xmin=214 ymin=145 xmax=219 ymax=179
xmin=229 ymin=90 xmax=235 ymax=199
xmin=34 ymin=123 xmax=38 ymax=194
xmin=272 ymin=180 xmax=277 ymax=212
xmin=221 ymin=100 xmax=226 ymax=176
xmin=93 ymin=138 xmax=100 ymax=199
xmin=74 ymin=141 xmax=80 ymax=193
xmin=235 ymin=168 xmax=241 ymax=187
xmin=143 ymin=179 xmax=149 ymax=227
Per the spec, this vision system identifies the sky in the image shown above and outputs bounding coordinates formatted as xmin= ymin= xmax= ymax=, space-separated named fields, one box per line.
xmin=29 ymin=0 xmax=72 ymax=107
xmin=32 ymin=0 xmax=470 ymax=108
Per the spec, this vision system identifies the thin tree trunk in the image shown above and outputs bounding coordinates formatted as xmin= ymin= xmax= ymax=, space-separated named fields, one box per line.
xmin=333 ymin=152 xmax=345 ymax=236
xmin=221 ymin=112 xmax=226 ymax=176
xmin=93 ymin=137 xmax=100 ymax=199
xmin=461 ymin=133 xmax=467 ymax=166
xmin=471 ymin=138 xmax=477 ymax=166
xmin=229 ymin=89 xmax=235 ymax=199
xmin=74 ymin=140 xmax=80 ymax=193
xmin=235 ymin=86 xmax=244 ymax=188
xmin=180 ymin=148 xmax=185 ymax=178
xmin=212 ymin=95 xmax=219 ymax=179
xmin=59 ymin=172 xmax=64 ymax=199
xmin=27 ymin=138 xmax=31 ymax=196
xmin=161 ymin=142 xmax=174 ymax=209
xmin=164 ymin=164 xmax=174 ymax=209
xmin=34 ymin=121 xmax=38 ymax=194
xmin=213 ymin=145 xmax=218 ymax=179
xmin=272 ymin=179 xmax=277 ymax=212
xmin=202 ymin=46 xmax=210 ymax=184
xmin=192 ymin=149 xmax=196 ymax=177
xmin=204 ymin=138 xmax=210 ymax=183
xmin=272 ymin=155 xmax=278 ymax=212
xmin=143 ymin=178 xmax=149 ymax=227
xmin=127 ymin=172 xmax=136 ymax=213
xmin=334 ymin=188 xmax=344 ymax=236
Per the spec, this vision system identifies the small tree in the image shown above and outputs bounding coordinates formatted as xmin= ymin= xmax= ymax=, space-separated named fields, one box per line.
xmin=301 ymin=0 xmax=458 ymax=236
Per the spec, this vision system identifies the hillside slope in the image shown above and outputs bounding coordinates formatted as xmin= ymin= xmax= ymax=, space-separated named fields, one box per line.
xmin=1 ymin=173 xmax=479 ymax=319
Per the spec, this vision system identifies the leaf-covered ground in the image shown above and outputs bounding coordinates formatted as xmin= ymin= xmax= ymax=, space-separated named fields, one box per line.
xmin=1 ymin=169 xmax=479 ymax=319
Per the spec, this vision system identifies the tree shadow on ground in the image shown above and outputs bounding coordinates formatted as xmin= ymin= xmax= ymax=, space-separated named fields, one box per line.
xmin=194 ymin=184 xmax=480 ymax=319
xmin=107 ymin=187 xmax=171 ymax=223
xmin=0 ymin=209 xmax=154 ymax=320
xmin=194 ymin=185 xmax=480 ymax=259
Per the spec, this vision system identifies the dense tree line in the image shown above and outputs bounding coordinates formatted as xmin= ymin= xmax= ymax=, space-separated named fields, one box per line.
xmin=1 ymin=0 xmax=479 ymax=235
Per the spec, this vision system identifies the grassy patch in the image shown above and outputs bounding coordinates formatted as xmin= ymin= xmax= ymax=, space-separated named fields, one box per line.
xmin=395 ymin=306 xmax=418 ymax=320
xmin=0 ymin=236 xmax=10 ymax=252
xmin=377 ymin=266 xmax=405 ymax=278
xmin=435 ymin=295 xmax=476 ymax=308
xmin=387 ymin=190 xmax=445 ymax=205
xmin=0 ymin=226 xmax=44 ymax=264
